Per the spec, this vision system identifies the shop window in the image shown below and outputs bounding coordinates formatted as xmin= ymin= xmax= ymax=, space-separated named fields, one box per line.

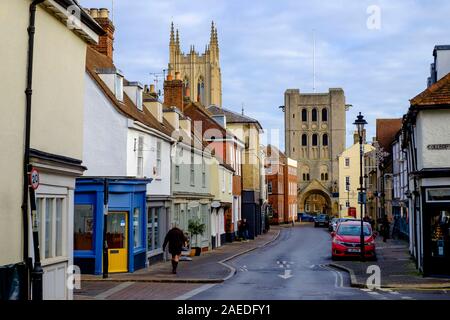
xmin=133 ymin=208 xmax=142 ymax=248
xmin=268 ymin=181 xmax=273 ymax=194
xmin=74 ymin=204 xmax=94 ymax=251
xmin=427 ymin=188 xmax=450 ymax=202
xmin=430 ymin=210 xmax=450 ymax=259
xmin=148 ymin=207 xmax=162 ymax=252
xmin=37 ymin=197 xmax=66 ymax=259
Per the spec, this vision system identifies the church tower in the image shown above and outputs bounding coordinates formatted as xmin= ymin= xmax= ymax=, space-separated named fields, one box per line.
xmin=168 ymin=22 xmax=222 ymax=107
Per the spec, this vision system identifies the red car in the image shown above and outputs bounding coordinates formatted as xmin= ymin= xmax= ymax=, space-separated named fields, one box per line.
xmin=331 ymin=221 xmax=376 ymax=260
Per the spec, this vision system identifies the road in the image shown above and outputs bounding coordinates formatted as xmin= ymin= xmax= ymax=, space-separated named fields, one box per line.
xmin=189 ymin=223 xmax=450 ymax=300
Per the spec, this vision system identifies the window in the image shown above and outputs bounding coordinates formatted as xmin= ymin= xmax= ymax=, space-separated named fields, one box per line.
xmin=202 ymin=158 xmax=206 ymax=188
xmin=325 ymin=173 xmax=329 ymax=181
xmin=345 ymin=201 xmax=350 ymax=208
xmin=190 ymin=151 xmax=195 ymax=186
xmin=345 ymin=176 xmax=350 ymax=191
xmin=74 ymin=204 xmax=94 ymax=251
xmin=37 ymin=197 xmax=66 ymax=259
xmin=345 ymin=157 xmax=350 ymax=167
xmin=322 ymin=134 xmax=328 ymax=146
xmin=137 ymin=136 xmax=144 ymax=177
xmin=312 ymin=108 xmax=317 ymax=122
xmin=136 ymin=89 xmax=143 ymax=111
xmin=301 ymin=109 xmax=307 ymax=122
xmin=322 ymin=108 xmax=328 ymax=122
xmin=293 ymin=113 xmax=295 ymax=119
xmin=156 ymin=140 xmax=162 ymax=177
xmin=115 ymin=74 xmax=123 ymax=101
xmin=302 ymin=173 xmax=310 ymax=181
xmin=175 ymin=165 xmax=180 ymax=184
xmin=268 ymin=181 xmax=273 ymax=194
xmin=197 ymin=77 xmax=205 ymax=103
xmin=133 ymin=208 xmax=142 ymax=248
xmin=222 ymin=169 xmax=226 ymax=192
xmin=148 ymin=207 xmax=162 ymax=251
xmin=312 ymin=134 xmax=318 ymax=146
xmin=302 ymin=134 xmax=307 ymax=146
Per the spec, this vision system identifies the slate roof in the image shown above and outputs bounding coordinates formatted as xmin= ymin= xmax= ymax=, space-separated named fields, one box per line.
xmin=207 ymin=105 xmax=263 ymax=130
xmin=85 ymin=47 xmax=175 ymax=138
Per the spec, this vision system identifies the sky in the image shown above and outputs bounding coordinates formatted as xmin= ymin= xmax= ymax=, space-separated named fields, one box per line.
xmin=80 ymin=0 xmax=450 ymax=149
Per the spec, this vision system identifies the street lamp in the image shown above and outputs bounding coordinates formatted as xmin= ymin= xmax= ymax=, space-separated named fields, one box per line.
xmin=353 ymin=112 xmax=367 ymax=262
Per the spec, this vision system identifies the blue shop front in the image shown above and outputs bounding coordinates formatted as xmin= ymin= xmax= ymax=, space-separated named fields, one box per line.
xmin=74 ymin=178 xmax=151 ymax=274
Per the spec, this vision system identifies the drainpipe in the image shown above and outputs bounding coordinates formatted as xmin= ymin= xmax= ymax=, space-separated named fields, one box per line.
xmin=22 ymin=0 xmax=45 ymax=300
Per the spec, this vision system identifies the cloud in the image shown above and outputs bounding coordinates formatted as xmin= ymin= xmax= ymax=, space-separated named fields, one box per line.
xmin=80 ymin=0 xmax=450 ymax=150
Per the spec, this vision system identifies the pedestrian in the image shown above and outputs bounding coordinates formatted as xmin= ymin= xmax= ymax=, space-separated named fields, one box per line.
xmin=163 ymin=225 xmax=188 ymax=274
xmin=381 ymin=214 xmax=390 ymax=242
xmin=242 ymin=218 xmax=249 ymax=240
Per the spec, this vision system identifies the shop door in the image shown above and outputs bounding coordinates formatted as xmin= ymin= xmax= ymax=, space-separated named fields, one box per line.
xmin=107 ymin=212 xmax=128 ymax=273
xmin=427 ymin=209 xmax=450 ymax=276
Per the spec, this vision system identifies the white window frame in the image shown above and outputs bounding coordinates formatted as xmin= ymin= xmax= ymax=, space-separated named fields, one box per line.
xmin=190 ymin=151 xmax=195 ymax=186
xmin=36 ymin=196 xmax=67 ymax=262
xmin=137 ymin=136 xmax=144 ymax=177
xmin=156 ymin=140 xmax=162 ymax=178
xmin=202 ymin=158 xmax=206 ymax=188
xmin=175 ymin=165 xmax=180 ymax=184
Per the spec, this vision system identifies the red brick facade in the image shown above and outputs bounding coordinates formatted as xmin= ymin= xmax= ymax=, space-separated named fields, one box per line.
xmin=91 ymin=17 xmax=115 ymax=60
xmin=163 ymin=75 xmax=184 ymax=112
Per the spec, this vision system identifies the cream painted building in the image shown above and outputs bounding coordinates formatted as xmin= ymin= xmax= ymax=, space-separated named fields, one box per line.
xmin=338 ymin=136 xmax=375 ymax=218
xmin=168 ymin=22 xmax=222 ymax=107
xmin=0 ymin=1 xmax=102 ymax=299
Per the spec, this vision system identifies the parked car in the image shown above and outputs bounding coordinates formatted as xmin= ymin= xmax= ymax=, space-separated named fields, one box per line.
xmin=331 ymin=221 xmax=376 ymax=260
xmin=314 ymin=214 xmax=330 ymax=228
xmin=299 ymin=212 xmax=316 ymax=222
xmin=330 ymin=217 xmax=358 ymax=232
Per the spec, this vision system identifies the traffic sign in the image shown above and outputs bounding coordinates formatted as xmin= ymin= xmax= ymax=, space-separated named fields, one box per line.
xmin=30 ymin=168 xmax=40 ymax=190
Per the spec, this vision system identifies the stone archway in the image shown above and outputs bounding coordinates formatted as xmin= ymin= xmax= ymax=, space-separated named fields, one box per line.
xmin=298 ymin=179 xmax=333 ymax=215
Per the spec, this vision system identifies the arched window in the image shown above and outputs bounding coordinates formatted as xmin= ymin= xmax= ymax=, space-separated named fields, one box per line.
xmin=322 ymin=134 xmax=328 ymax=146
xmin=322 ymin=108 xmax=328 ymax=122
xmin=325 ymin=173 xmax=329 ymax=181
xmin=312 ymin=134 xmax=318 ymax=146
xmin=197 ymin=76 xmax=205 ymax=103
xmin=312 ymin=108 xmax=318 ymax=122
xmin=301 ymin=134 xmax=307 ymax=146
xmin=301 ymin=109 xmax=307 ymax=122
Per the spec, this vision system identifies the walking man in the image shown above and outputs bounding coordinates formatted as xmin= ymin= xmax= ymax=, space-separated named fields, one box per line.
xmin=163 ymin=225 xmax=187 ymax=274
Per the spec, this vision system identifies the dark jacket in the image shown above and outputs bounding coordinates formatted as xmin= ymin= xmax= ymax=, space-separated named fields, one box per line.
xmin=163 ymin=227 xmax=187 ymax=255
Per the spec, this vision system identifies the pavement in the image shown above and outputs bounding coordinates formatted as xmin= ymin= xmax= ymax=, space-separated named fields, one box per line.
xmin=79 ymin=227 xmax=281 ymax=284
xmin=329 ymin=237 xmax=450 ymax=290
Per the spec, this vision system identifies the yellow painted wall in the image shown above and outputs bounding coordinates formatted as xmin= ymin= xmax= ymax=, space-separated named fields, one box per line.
xmin=338 ymin=143 xmax=374 ymax=218
xmin=0 ymin=1 xmax=88 ymax=265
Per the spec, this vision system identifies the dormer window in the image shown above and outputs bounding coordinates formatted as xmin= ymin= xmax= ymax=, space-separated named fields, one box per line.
xmin=136 ymin=88 xmax=143 ymax=111
xmin=115 ymin=74 xmax=123 ymax=102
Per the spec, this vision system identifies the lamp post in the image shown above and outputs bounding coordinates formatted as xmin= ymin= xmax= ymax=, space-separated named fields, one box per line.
xmin=353 ymin=112 xmax=367 ymax=262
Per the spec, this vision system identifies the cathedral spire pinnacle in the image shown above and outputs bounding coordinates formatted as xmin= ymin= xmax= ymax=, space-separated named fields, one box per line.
xmin=176 ymin=29 xmax=180 ymax=50
xmin=170 ymin=22 xmax=175 ymax=46
xmin=210 ymin=21 xmax=215 ymax=45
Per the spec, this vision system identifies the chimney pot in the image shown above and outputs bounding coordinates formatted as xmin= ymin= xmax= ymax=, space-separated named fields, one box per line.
xmin=99 ymin=8 xmax=109 ymax=18
xmin=185 ymin=87 xmax=190 ymax=98
xmin=167 ymin=74 xmax=173 ymax=81
xmin=175 ymin=72 xmax=181 ymax=80
xmin=150 ymin=84 xmax=156 ymax=94
xmin=89 ymin=8 xmax=99 ymax=18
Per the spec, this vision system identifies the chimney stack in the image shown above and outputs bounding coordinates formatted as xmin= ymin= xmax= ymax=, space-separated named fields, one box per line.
xmin=164 ymin=73 xmax=184 ymax=112
xmin=89 ymin=8 xmax=115 ymax=60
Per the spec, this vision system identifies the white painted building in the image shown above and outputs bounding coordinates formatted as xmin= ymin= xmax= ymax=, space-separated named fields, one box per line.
xmin=403 ymin=72 xmax=450 ymax=276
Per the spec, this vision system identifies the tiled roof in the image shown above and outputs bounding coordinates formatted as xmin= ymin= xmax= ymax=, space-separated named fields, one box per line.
xmin=207 ymin=105 xmax=263 ymax=130
xmin=410 ymin=72 xmax=450 ymax=107
xmin=85 ymin=47 xmax=175 ymax=138
xmin=375 ymin=118 xmax=402 ymax=152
